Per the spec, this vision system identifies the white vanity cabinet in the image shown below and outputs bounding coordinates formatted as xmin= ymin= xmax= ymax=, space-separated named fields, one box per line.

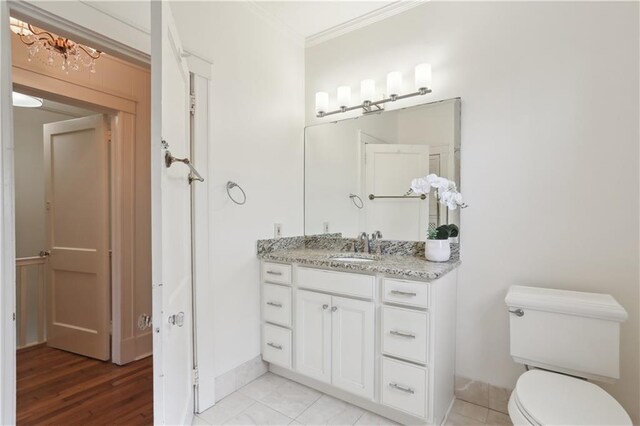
xmin=295 ymin=289 xmax=375 ymax=399
xmin=260 ymin=260 xmax=457 ymax=426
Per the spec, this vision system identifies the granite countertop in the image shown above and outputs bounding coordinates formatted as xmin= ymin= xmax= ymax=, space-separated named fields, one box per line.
xmin=257 ymin=236 xmax=460 ymax=281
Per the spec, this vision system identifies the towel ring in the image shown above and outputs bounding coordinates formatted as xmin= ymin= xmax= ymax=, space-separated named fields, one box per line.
xmin=227 ymin=181 xmax=246 ymax=205
xmin=349 ymin=193 xmax=364 ymax=209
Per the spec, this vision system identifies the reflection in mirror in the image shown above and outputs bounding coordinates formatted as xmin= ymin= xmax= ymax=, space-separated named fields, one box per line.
xmin=305 ymin=98 xmax=460 ymax=241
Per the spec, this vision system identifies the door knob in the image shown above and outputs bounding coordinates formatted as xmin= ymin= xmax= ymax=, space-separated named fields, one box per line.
xmin=39 ymin=250 xmax=51 ymax=258
xmin=168 ymin=312 xmax=185 ymax=327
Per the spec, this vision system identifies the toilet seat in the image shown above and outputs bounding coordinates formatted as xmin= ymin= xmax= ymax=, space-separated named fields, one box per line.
xmin=510 ymin=370 xmax=631 ymax=426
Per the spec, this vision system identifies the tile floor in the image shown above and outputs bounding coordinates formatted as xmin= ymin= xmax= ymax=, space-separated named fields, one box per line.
xmin=193 ymin=372 xmax=513 ymax=426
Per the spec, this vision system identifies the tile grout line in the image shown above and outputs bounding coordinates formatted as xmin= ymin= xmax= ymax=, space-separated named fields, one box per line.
xmin=221 ymin=400 xmax=259 ymax=425
xmin=292 ymin=392 xmax=323 ymax=422
xmin=351 ymin=410 xmax=366 ymax=425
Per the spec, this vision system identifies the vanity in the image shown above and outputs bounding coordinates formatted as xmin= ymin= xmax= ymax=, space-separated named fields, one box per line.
xmin=257 ymin=97 xmax=463 ymax=424
xmin=257 ymin=238 xmax=460 ymax=425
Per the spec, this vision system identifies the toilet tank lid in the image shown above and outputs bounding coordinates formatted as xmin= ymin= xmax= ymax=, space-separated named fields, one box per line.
xmin=505 ymin=286 xmax=628 ymax=322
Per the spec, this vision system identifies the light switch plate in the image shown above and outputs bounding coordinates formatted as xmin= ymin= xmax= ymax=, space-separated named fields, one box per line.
xmin=274 ymin=223 xmax=282 ymax=238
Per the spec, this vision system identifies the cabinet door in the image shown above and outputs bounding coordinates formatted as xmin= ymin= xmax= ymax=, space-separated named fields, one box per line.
xmin=331 ymin=296 xmax=375 ymax=399
xmin=295 ymin=290 xmax=332 ymax=383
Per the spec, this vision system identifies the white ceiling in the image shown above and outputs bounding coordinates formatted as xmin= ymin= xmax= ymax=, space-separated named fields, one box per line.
xmin=254 ymin=1 xmax=399 ymax=41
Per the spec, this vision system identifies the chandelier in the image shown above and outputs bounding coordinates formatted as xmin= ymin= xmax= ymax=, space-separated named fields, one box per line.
xmin=9 ymin=17 xmax=101 ymax=73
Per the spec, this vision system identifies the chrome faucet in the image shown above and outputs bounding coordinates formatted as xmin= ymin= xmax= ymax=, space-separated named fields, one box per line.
xmin=358 ymin=232 xmax=369 ymax=253
xmin=358 ymin=231 xmax=383 ymax=254
xmin=371 ymin=230 xmax=383 ymax=254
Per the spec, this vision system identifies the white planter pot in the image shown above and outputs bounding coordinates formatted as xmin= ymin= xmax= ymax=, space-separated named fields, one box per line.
xmin=449 ymin=236 xmax=459 ymax=244
xmin=425 ymin=239 xmax=451 ymax=262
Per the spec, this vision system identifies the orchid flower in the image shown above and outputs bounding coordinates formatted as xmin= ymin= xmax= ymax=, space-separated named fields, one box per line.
xmin=408 ymin=173 xmax=467 ymax=209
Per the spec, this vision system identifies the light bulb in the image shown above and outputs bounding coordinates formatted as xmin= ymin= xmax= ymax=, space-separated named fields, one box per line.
xmin=387 ymin=72 xmax=402 ymax=99
xmin=315 ymin=92 xmax=329 ymax=115
xmin=415 ymin=63 xmax=432 ymax=92
xmin=361 ymin=79 xmax=375 ymax=104
xmin=337 ymin=86 xmax=351 ymax=109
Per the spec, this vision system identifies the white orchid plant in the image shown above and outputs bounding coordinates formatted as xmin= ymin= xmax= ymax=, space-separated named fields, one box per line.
xmin=409 ymin=174 xmax=468 ymax=210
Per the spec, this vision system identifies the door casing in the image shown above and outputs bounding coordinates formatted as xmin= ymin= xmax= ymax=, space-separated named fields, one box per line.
xmin=0 ymin=2 xmax=156 ymax=424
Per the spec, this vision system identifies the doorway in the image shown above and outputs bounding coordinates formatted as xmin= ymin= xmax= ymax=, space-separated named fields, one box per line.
xmin=9 ymin=14 xmax=154 ymax=425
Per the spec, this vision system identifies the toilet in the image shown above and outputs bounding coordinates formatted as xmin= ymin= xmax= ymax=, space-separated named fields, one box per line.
xmin=505 ymin=286 xmax=632 ymax=425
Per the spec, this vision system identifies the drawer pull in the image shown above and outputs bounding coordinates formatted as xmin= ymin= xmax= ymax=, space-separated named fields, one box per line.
xmin=266 ymin=271 xmax=283 ymax=276
xmin=390 ymin=290 xmax=417 ymax=297
xmin=390 ymin=330 xmax=416 ymax=339
xmin=389 ymin=382 xmax=415 ymax=394
xmin=267 ymin=342 xmax=282 ymax=350
xmin=266 ymin=301 xmax=282 ymax=308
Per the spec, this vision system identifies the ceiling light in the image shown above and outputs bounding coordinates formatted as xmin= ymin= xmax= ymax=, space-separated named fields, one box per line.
xmin=12 ymin=91 xmax=43 ymax=108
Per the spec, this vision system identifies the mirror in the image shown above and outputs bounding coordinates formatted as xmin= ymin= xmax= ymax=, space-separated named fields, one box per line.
xmin=304 ymin=98 xmax=460 ymax=241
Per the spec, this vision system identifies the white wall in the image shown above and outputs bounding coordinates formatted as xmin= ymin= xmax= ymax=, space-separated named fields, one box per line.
xmin=170 ymin=2 xmax=305 ymax=377
xmin=306 ymin=2 xmax=639 ymax=422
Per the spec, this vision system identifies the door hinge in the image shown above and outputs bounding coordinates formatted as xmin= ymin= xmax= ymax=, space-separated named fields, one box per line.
xmin=12 ymin=313 xmax=15 ymax=321
xmin=192 ymin=368 xmax=199 ymax=386
xmin=190 ymin=94 xmax=196 ymax=115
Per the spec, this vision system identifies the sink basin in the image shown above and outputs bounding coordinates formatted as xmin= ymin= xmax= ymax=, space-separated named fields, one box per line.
xmin=329 ymin=254 xmax=377 ymax=263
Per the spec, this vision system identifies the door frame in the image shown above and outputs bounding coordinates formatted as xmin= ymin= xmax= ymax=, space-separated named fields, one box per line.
xmin=0 ymin=2 xmax=153 ymax=424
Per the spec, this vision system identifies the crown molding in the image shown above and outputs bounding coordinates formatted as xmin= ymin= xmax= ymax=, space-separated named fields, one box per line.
xmin=244 ymin=2 xmax=305 ymax=47
xmin=305 ymin=0 xmax=427 ymax=48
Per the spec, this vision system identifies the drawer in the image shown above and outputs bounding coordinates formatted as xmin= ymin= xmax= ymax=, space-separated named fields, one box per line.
xmin=262 ymin=262 xmax=292 ymax=285
xmin=382 ymin=357 xmax=428 ymax=419
xmin=297 ymin=267 xmax=374 ymax=299
xmin=383 ymin=278 xmax=429 ymax=308
xmin=262 ymin=324 xmax=291 ymax=368
xmin=382 ymin=306 xmax=428 ymax=364
xmin=263 ymin=283 xmax=292 ymax=327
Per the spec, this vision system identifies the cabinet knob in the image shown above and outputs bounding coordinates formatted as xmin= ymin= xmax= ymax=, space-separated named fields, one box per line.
xmin=331 ymin=306 xmax=338 ymax=312
xmin=322 ymin=304 xmax=329 ymax=310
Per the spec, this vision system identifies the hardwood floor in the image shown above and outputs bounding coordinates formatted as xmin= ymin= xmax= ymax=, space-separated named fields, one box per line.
xmin=17 ymin=345 xmax=153 ymax=425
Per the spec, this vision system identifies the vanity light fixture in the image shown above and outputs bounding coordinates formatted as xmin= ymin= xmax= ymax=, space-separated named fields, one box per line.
xmin=315 ymin=63 xmax=432 ymax=118
xmin=337 ymin=86 xmax=351 ymax=110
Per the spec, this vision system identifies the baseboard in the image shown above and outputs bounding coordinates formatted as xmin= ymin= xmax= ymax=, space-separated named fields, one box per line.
xmin=214 ymin=355 xmax=268 ymax=402
xmin=454 ymin=375 xmax=512 ymax=414
xmin=17 ymin=342 xmax=46 ymax=353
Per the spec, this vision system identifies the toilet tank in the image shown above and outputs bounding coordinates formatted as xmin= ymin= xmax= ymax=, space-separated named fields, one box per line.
xmin=505 ymin=286 xmax=628 ymax=382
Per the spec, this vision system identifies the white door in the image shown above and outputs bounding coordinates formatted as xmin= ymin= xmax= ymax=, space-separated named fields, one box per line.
xmin=331 ymin=296 xmax=374 ymax=399
xmin=43 ymin=115 xmax=110 ymax=361
xmin=364 ymin=144 xmax=430 ymax=240
xmin=151 ymin=2 xmax=195 ymax=425
xmin=295 ymin=290 xmax=331 ymax=383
